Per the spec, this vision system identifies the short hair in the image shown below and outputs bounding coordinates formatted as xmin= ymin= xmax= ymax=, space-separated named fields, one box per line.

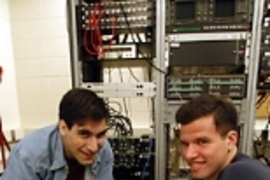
xmin=59 ymin=88 xmax=109 ymax=129
xmin=175 ymin=94 xmax=238 ymax=136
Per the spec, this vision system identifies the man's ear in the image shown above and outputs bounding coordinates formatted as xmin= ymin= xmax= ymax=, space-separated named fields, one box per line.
xmin=226 ymin=130 xmax=238 ymax=150
xmin=58 ymin=120 xmax=68 ymax=136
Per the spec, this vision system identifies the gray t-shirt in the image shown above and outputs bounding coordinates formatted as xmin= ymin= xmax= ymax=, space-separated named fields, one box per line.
xmin=218 ymin=152 xmax=270 ymax=180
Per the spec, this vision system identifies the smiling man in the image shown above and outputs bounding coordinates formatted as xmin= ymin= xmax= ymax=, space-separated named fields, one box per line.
xmin=1 ymin=88 xmax=113 ymax=180
xmin=175 ymin=94 xmax=270 ymax=180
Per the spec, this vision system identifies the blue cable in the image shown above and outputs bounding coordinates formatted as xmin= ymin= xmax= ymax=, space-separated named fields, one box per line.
xmin=141 ymin=137 xmax=154 ymax=180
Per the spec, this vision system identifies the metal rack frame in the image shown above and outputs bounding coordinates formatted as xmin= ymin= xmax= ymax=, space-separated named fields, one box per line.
xmin=241 ymin=0 xmax=265 ymax=155
xmin=67 ymin=0 xmax=265 ymax=179
xmin=155 ymin=1 xmax=167 ymax=180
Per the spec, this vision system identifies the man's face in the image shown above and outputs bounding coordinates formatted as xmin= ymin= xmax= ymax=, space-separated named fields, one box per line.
xmin=59 ymin=119 xmax=108 ymax=165
xmin=180 ymin=115 xmax=237 ymax=180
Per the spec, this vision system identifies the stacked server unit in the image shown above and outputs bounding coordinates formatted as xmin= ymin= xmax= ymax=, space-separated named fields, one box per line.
xmin=165 ymin=0 xmax=251 ymax=101
xmin=109 ymin=136 xmax=155 ymax=180
xmin=70 ymin=0 xmax=157 ymax=179
xmin=76 ymin=0 xmax=154 ymax=82
xmin=164 ymin=0 xmax=264 ymax=178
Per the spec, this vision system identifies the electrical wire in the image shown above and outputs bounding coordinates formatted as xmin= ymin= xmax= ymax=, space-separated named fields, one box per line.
xmin=119 ymin=2 xmax=164 ymax=128
xmin=171 ymin=78 xmax=183 ymax=100
xmin=106 ymin=67 xmax=133 ymax=136
xmin=84 ymin=3 xmax=117 ymax=59
xmin=119 ymin=3 xmax=167 ymax=74
xmin=107 ymin=101 xmax=123 ymax=113
xmin=0 ymin=118 xmax=11 ymax=169
xmin=141 ymin=137 xmax=154 ymax=180
xmin=108 ymin=66 xmax=112 ymax=82
xmin=118 ymin=68 xmax=129 ymax=117
xmin=108 ymin=105 xmax=133 ymax=136
xmin=128 ymin=67 xmax=140 ymax=82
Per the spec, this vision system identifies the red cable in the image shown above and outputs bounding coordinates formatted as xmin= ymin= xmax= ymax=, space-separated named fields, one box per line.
xmin=94 ymin=4 xmax=105 ymax=57
xmin=0 ymin=119 xmax=10 ymax=169
xmin=0 ymin=66 xmax=3 ymax=83
xmin=83 ymin=11 xmax=97 ymax=55
xmin=84 ymin=3 xmax=118 ymax=59
xmin=84 ymin=4 xmax=104 ymax=57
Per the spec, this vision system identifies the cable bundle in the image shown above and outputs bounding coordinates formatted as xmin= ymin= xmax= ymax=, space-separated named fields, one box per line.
xmin=108 ymin=105 xmax=133 ymax=137
xmin=83 ymin=3 xmax=117 ymax=59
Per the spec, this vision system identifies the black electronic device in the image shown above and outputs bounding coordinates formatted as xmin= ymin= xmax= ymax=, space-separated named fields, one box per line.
xmin=169 ymin=40 xmax=246 ymax=66
xmin=167 ymin=0 xmax=252 ymax=33
xmin=209 ymin=0 xmax=250 ymax=23
xmin=74 ymin=0 xmax=155 ymax=83
xmin=166 ymin=74 xmax=246 ymax=100
xmin=108 ymin=136 xmax=155 ymax=180
xmin=214 ymin=0 xmax=235 ymax=18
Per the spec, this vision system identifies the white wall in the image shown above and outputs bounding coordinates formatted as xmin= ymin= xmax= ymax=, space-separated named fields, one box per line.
xmin=0 ymin=0 xmax=20 ymax=130
xmin=9 ymin=0 xmax=72 ymax=129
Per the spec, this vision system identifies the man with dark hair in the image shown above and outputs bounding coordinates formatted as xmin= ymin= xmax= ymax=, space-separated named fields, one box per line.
xmin=1 ymin=88 xmax=113 ymax=180
xmin=176 ymin=94 xmax=270 ymax=180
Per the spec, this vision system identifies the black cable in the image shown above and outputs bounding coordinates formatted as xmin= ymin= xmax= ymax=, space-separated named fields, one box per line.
xmin=107 ymin=104 xmax=133 ymax=136
xmin=107 ymin=101 xmax=123 ymax=113
xmin=119 ymin=3 xmax=165 ymax=125
xmin=118 ymin=68 xmax=129 ymax=117
xmin=119 ymin=3 xmax=167 ymax=74
xmin=128 ymin=67 xmax=140 ymax=82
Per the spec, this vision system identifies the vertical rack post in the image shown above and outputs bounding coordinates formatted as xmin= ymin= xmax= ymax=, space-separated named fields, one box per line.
xmin=155 ymin=0 xmax=167 ymax=180
xmin=67 ymin=0 xmax=81 ymax=88
xmin=241 ymin=0 xmax=265 ymax=155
